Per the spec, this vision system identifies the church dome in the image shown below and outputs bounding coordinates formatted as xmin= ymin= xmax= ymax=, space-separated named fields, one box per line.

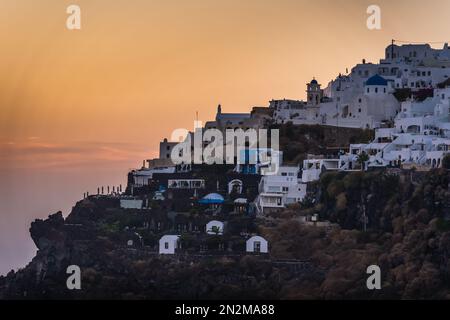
xmin=310 ymin=78 xmax=318 ymax=85
xmin=365 ymin=74 xmax=388 ymax=86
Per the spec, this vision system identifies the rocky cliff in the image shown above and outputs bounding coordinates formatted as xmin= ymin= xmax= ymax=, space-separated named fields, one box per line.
xmin=1 ymin=168 xmax=450 ymax=299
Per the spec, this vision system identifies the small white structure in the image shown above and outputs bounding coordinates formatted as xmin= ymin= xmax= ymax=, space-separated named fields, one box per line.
xmin=206 ymin=220 xmax=224 ymax=235
xmin=301 ymin=158 xmax=340 ymax=182
xmin=159 ymin=235 xmax=180 ymax=254
xmin=168 ymin=179 xmax=205 ymax=189
xmin=120 ymin=199 xmax=143 ymax=209
xmin=256 ymin=166 xmax=307 ymax=214
xmin=228 ymin=179 xmax=243 ymax=194
xmin=246 ymin=236 xmax=268 ymax=253
xmin=153 ymin=191 xmax=165 ymax=201
xmin=131 ymin=166 xmax=175 ymax=187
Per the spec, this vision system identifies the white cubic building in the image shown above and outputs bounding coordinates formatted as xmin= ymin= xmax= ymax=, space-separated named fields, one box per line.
xmin=159 ymin=235 xmax=180 ymax=255
xmin=270 ymin=42 xmax=450 ymax=130
xmin=256 ymin=166 xmax=307 ymax=214
xmin=246 ymin=236 xmax=268 ymax=254
xmin=206 ymin=220 xmax=224 ymax=235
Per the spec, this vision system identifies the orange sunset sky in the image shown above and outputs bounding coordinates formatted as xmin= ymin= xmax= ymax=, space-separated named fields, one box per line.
xmin=1 ymin=0 xmax=450 ymax=274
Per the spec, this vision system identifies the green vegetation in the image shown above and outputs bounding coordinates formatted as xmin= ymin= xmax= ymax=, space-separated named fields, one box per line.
xmin=442 ymin=154 xmax=450 ymax=170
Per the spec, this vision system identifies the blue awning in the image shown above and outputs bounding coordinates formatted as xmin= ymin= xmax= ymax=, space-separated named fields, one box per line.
xmin=199 ymin=193 xmax=224 ymax=204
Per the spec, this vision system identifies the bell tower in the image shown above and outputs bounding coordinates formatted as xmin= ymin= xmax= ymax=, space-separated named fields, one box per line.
xmin=306 ymin=78 xmax=323 ymax=106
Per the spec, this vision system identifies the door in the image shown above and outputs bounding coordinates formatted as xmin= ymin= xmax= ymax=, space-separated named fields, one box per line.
xmin=254 ymin=241 xmax=261 ymax=253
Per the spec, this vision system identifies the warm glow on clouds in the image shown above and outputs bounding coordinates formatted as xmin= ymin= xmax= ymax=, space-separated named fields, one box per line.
xmin=0 ymin=138 xmax=154 ymax=171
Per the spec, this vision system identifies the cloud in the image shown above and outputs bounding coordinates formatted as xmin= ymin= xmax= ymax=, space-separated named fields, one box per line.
xmin=0 ymin=139 xmax=157 ymax=171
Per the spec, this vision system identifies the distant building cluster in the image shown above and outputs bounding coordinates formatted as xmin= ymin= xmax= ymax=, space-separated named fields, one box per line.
xmin=110 ymin=42 xmax=450 ymax=255
xmin=272 ymin=43 xmax=450 ymax=129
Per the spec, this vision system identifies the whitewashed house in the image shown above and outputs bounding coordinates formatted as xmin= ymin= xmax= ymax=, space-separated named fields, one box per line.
xmin=302 ymin=81 xmax=450 ymax=177
xmin=256 ymin=166 xmax=307 ymax=214
xmin=206 ymin=220 xmax=224 ymax=235
xmin=228 ymin=179 xmax=243 ymax=194
xmin=301 ymin=158 xmax=340 ymax=182
xmin=270 ymin=42 xmax=450 ymax=130
xmin=131 ymin=166 xmax=175 ymax=188
xmin=159 ymin=235 xmax=180 ymax=255
xmin=246 ymin=236 xmax=268 ymax=254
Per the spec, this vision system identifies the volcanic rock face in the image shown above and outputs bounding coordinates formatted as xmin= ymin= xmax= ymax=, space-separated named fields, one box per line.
xmin=31 ymin=212 xmax=65 ymax=250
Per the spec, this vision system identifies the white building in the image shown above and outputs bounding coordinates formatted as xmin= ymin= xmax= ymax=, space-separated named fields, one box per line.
xmin=131 ymin=166 xmax=175 ymax=187
xmin=356 ymin=84 xmax=450 ymax=169
xmin=270 ymin=99 xmax=305 ymax=124
xmin=159 ymin=235 xmax=180 ymax=255
xmin=206 ymin=220 xmax=224 ymax=235
xmin=205 ymin=104 xmax=270 ymax=132
xmin=271 ymin=42 xmax=450 ymax=129
xmin=159 ymin=138 xmax=178 ymax=160
xmin=168 ymin=179 xmax=205 ymax=189
xmin=228 ymin=179 xmax=243 ymax=194
xmin=120 ymin=198 xmax=144 ymax=209
xmin=246 ymin=236 xmax=268 ymax=253
xmin=256 ymin=166 xmax=307 ymax=214
xmin=301 ymin=158 xmax=340 ymax=182
xmin=302 ymin=82 xmax=450 ymax=180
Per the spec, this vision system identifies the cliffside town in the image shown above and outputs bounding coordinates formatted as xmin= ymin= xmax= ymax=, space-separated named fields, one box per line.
xmin=1 ymin=42 xmax=450 ymax=299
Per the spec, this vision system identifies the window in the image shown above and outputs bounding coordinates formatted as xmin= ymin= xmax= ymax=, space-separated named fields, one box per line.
xmin=367 ymin=88 xmax=370 ymax=93
xmin=281 ymin=172 xmax=287 ymax=176
xmin=282 ymin=187 xmax=289 ymax=192
xmin=375 ymin=88 xmax=378 ymax=93
xmin=383 ymin=88 xmax=386 ymax=93
xmin=358 ymin=98 xmax=362 ymax=103
xmin=164 ymin=242 xmax=169 ymax=249
xmin=358 ymin=108 xmax=362 ymax=113
xmin=167 ymin=146 xmax=171 ymax=151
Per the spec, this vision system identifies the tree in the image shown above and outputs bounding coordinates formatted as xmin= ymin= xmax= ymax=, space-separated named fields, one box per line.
xmin=211 ymin=226 xmax=221 ymax=235
xmin=442 ymin=154 xmax=450 ymax=169
xmin=357 ymin=152 xmax=370 ymax=171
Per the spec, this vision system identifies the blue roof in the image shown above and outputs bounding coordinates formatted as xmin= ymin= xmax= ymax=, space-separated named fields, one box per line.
xmin=365 ymin=74 xmax=388 ymax=86
xmin=199 ymin=193 xmax=224 ymax=204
